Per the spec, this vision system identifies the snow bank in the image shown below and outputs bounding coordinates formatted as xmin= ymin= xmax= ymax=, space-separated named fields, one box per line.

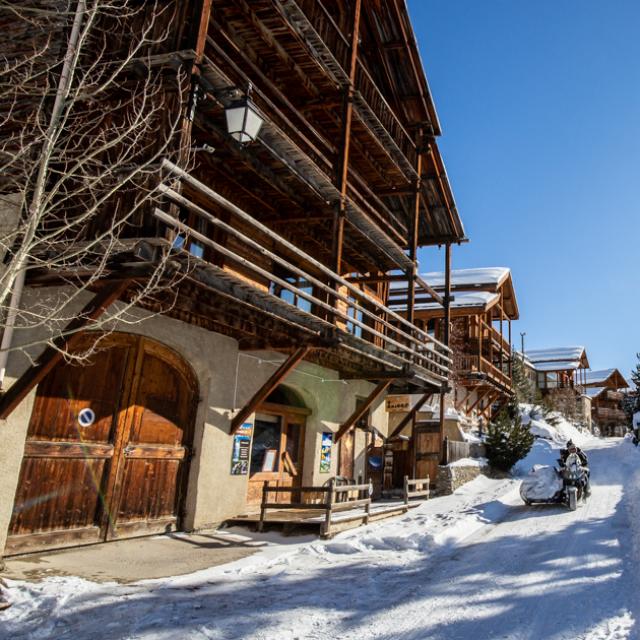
xmin=448 ymin=456 xmax=488 ymax=468
xmin=309 ymin=475 xmax=515 ymax=558
xmin=520 ymin=403 xmax=593 ymax=447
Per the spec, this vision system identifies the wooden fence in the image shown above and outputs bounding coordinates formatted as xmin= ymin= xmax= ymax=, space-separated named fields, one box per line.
xmin=403 ymin=476 xmax=430 ymax=503
xmin=258 ymin=475 xmax=431 ymax=538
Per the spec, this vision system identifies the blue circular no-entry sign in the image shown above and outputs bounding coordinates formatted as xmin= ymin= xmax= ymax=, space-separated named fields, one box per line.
xmin=77 ymin=408 xmax=96 ymax=428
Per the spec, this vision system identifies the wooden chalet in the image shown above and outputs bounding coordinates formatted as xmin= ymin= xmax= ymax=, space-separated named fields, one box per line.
xmin=584 ymin=369 xmax=629 ymax=437
xmin=526 ymin=347 xmax=590 ymax=395
xmin=390 ymin=267 xmax=519 ymax=428
xmin=0 ymin=1 xmax=467 ymax=556
xmin=525 ymin=346 xmax=592 ymax=427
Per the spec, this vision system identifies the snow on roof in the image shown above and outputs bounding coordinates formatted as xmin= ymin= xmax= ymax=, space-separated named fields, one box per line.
xmin=584 ymin=386 xmax=607 ymax=398
xmin=584 ymin=368 xmax=629 ymax=387
xmin=584 ymin=369 xmax=615 ymax=385
xmin=396 ymin=290 xmax=499 ymax=312
xmin=533 ymin=360 xmax=583 ymax=372
xmin=525 ymin=347 xmax=586 ymax=363
xmin=414 ymin=267 xmax=511 ymax=290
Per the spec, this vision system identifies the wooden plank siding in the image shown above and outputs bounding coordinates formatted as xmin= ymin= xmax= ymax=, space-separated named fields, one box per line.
xmin=6 ymin=333 xmax=198 ymax=555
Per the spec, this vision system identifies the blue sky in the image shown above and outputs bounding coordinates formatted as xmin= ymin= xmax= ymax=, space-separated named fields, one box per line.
xmin=410 ymin=0 xmax=640 ymax=381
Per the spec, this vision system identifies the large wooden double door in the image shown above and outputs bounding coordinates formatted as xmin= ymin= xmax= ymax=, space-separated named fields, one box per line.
xmin=8 ymin=333 xmax=197 ymax=555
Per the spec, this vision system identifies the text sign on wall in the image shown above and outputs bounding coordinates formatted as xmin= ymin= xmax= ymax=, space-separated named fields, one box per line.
xmin=385 ymin=395 xmax=411 ymax=413
xmin=231 ymin=422 xmax=253 ymax=475
xmin=319 ymin=432 xmax=333 ymax=473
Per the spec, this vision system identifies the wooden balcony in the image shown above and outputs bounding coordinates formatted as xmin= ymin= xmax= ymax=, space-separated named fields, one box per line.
xmin=153 ymin=160 xmax=451 ymax=388
xmin=457 ymin=354 xmax=512 ymax=392
xmin=276 ymin=0 xmax=418 ymax=181
xmin=594 ymin=407 xmax=627 ymax=423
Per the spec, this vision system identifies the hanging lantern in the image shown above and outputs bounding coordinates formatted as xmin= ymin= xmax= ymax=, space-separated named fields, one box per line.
xmin=224 ymin=84 xmax=264 ymax=144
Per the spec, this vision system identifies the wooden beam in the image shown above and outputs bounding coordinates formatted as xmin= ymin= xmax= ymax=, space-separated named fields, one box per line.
xmin=331 ymin=0 xmax=362 ymax=277
xmin=346 ymin=274 xmax=408 ymax=285
xmin=335 ymin=378 xmax=391 ymax=442
xmin=230 ymin=347 xmax=310 ymax=434
xmin=406 ymin=143 xmax=423 ymax=325
xmin=468 ymin=389 xmax=493 ymax=414
xmin=0 ymin=280 xmax=131 ymax=420
xmin=388 ymin=391 xmax=433 ymax=440
xmin=340 ymin=367 xmax=410 ymax=381
xmin=454 ymin=388 xmax=474 ymax=412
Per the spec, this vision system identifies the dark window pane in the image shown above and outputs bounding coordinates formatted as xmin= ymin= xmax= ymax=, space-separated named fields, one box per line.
xmin=250 ymin=417 xmax=281 ymax=474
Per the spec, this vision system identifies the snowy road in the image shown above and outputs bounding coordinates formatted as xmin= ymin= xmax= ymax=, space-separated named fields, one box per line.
xmin=3 ymin=438 xmax=640 ymax=640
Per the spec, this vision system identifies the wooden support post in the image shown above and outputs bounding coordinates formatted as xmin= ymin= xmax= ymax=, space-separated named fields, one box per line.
xmin=331 ymin=0 xmax=362 ymax=279
xmin=454 ymin=388 xmax=474 ymax=413
xmin=403 ymin=475 xmax=409 ymax=506
xmin=406 ymin=145 xmax=423 ymax=327
xmin=230 ymin=347 xmax=309 ymax=433
xmin=0 ymin=280 xmax=131 ymax=421
xmin=364 ymin=481 xmax=372 ymax=524
xmin=443 ymin=243 xmax=452 ymax=347
xmin=335 ymin=379 xmax=392 ymax=442
xmin=499 ymin=293 xmax=504 ymax=377
xmin=388 ymin=391 xmax=433 ymax=439
xmin=508 ymin=319 xmax=512 ymax=379
xmin=322 ymin=477 xmax=336 ymax=537
xmin=439 ymin=242 xmax=452 ymax=453
xmin=258 ymin=480 xmax=269 ymax=532
xmin=179 ymin=0 xmax=213 ymax=157
xmin=477 ymin=315 xmax=483 ymax=372
xmin=468 ymin=389 xmax=492 ymax=414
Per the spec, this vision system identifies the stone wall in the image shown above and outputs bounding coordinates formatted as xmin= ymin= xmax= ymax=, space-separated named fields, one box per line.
xmin=436 ymin=462 xmax=492 ymax=495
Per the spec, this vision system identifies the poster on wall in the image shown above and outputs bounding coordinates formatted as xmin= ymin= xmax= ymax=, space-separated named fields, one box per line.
xmin=230 ymin=422 xmax=252 ymax=475
xmin=319 ymin=431 xmax=333 ymax=473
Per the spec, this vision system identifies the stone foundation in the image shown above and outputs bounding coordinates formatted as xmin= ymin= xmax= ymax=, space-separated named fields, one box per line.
xmin=436 ymin=462 xmax=491 ymax=495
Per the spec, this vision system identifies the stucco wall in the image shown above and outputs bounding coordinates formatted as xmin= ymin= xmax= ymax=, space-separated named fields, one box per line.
xmin=233 ymin=355 xmax=387 ymax=492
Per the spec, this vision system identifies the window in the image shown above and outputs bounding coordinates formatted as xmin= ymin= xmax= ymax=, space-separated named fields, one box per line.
xmin=250 ymin=414 xmax=282 ymax=474
xmin=346 ymin=297 xmax=364 ymax=338
xmin=270 ymin=271 xmax=313 ymax=313
xmin=170 ymin=214 xmax=206 ymax=258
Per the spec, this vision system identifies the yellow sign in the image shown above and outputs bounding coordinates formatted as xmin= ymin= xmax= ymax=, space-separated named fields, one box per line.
xmin=385 ymin=395 xmax=411 ymax=413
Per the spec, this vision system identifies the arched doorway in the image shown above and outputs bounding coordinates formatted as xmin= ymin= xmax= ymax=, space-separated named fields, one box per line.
xmin=246 ymin=385 xmax=310 ymax=505
xmin=7 ymin=333 xmax=198 ymax=555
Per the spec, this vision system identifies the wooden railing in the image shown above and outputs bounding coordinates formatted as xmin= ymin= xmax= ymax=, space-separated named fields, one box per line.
xmin=156 ymin=160 xmax=452 ymax=382
xmin=595 ymin=407 xmax=627 ymax=422
xmin=258 ymin=475 xmax=430 ymax=537
xmin=403 ymin=476 xmax=430 ymax=502
xmin=457 ymin=354 xmax=512 ymax=389
xmin=258 ymin=479 xmax=373 ymax=537
xmin=278 ymin=0 xmax=417 ymax=179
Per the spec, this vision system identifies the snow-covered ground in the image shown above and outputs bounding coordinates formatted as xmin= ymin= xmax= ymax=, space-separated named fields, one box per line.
xmin=2 ymin=416 xmax=640 ymax=640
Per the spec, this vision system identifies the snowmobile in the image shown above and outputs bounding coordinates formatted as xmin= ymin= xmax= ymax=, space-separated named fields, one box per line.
xmin=520 ymin=452 xmax=589 ymax=511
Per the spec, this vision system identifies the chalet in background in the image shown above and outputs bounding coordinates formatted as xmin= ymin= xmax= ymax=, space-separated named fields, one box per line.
xmin=0 ymin=1 xmax=467 ymax=557
xmin=524 ymin=347 xmax=592 ymax=428
xmin=584 ymin=369 xmax=629 ymax=437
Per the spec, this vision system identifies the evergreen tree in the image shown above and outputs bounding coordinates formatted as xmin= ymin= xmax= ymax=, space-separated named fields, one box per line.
xmin=631 ymin=353 xmax=640 ymax=411
xmin=485 ymin=398 xmax=534 ymax=472
xmin=511 ymin=354 xmax=535 ymax=404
